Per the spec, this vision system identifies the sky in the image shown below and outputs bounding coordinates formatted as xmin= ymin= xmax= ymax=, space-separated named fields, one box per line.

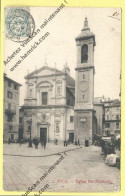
xmin=4 ymin=7 xmax=121 ymax=106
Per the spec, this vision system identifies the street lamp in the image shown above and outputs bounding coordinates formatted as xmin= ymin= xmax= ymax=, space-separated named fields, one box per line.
xmin=27 ymin=119 xmax=32 ymax=147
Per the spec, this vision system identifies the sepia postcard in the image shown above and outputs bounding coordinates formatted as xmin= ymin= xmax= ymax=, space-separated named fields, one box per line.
xmin=0 ymin=0 xmax=125 ymax=195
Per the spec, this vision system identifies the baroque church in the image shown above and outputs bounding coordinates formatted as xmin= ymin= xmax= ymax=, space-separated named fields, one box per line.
xmin=19 ymin=18 xmax=97 ymax=144
xmin=19 ymin=64 xmax=75 ymax=143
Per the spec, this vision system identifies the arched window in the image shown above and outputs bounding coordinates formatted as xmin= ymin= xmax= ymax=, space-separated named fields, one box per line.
xmin=81 ymin=44 xmax=88 ymax=63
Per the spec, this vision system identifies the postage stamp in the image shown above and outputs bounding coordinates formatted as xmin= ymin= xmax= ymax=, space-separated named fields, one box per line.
xmin=5 ymin=8 xmax=35 ymax=42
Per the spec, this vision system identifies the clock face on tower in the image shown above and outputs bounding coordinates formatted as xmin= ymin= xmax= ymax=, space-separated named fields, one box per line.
xmin=79 ymin=81 xmax=88 ymax=92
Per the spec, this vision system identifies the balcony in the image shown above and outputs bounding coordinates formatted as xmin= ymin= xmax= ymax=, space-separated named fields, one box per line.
xmin=5 ymin=108 xmax=16 ymax=115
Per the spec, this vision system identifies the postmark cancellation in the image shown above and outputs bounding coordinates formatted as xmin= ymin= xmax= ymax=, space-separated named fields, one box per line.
xmin=5 ymin=8 xmax=35 ymax=42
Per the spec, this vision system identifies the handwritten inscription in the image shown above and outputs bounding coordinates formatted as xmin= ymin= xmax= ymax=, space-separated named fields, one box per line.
xmin=108 ymin=11 xmax=120 ymax=21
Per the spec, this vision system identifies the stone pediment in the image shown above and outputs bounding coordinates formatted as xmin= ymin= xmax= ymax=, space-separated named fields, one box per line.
xmin=36 ymin=81 xmax=53 ymax=88
xmin=25 ymin=66 xmax=64 ymax=79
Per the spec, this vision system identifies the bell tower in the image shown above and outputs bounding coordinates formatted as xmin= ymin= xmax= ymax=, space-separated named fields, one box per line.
xmin=74 ymin=17 xmax=96 ymax=144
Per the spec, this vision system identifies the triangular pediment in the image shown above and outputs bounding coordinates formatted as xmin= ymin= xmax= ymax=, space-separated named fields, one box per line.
xmin=25 ymin=66 xmax=64 ymax=79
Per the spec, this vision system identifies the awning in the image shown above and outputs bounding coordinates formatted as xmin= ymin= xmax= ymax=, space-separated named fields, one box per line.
xmin=101 ymin=137 xmax=111 ymax=141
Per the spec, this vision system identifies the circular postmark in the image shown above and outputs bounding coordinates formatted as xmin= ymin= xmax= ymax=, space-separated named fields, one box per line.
xmin=5 ymin=8 xmax=35 ymax=42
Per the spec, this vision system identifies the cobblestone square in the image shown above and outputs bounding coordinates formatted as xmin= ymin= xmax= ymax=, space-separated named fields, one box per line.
xmin=3 ymin=143 xmax=120 ymax=193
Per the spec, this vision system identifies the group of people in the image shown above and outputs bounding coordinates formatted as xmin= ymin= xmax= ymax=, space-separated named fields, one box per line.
xmin=99 ymin=139 xmax=119 ymax=156
xmin=101 ymin=141 xmax=115 ymax=156
xmin=8 ymin=136 xmax=82 ymax=148
xmin=63 ymin=139 xmax=80 ymax=147
xmin=74 ymin=139 xmax=80 ymax=146
xmin=17 ymin=137 xmax=47 ymax=149
xmin=94 ymin=136 xmax=120 ymax=156
xmin=32 ymin=137 xmax=47 ymax=149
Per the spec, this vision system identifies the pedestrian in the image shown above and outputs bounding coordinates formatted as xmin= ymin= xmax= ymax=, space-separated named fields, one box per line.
xmin=85 ymin=139 xmax=86 ymax=147
xmin=33 ymin=136 xmax=39 ymax=149
xmin=43 ymin=139 xmax=46 ymax=149
xmin=28 ymin=139 xmax=32 ymax=147
xmin=115 ymin=140 xmax=118 ymax=150
xmin=118 ymin=138 xmax=120 ymax=150
xmin=109 ymin=143 xmax=115 ymax=154
xmin=78 ymin=139 xmax=80 ymax=146
xmin=101 ymin=139 xmax=105 ymax=152
xmin=54 ymin=139 xmax=58 ymax=145
xmin=36 ymin=138 xmax=39 ymax=149
xmin=8 ymin=137 xmax=11 ymax=145
xmin=75 ymin=139 xmax=77 ymax=145
xmin=104 ymin=142 xmax=109 ymax=156
xmin=41 ymin=140 xmax=44 ymax=147
xmin=55 ymin=139 xmax=58 ymax=145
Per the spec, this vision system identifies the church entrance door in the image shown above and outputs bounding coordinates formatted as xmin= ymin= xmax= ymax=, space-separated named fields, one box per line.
xmin=69 ymin=133 xmax=74 ymax=143
xmin=40 ymin=128 xmax=47 ymax=142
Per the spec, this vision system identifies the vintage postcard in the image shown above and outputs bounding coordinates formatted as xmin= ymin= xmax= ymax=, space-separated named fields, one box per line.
xmin=0 ymin=0 xmax=125 ymax=195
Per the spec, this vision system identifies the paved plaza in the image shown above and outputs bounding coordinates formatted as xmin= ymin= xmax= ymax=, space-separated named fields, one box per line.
xmin=3 ymin=143 xmax=120 ymax=193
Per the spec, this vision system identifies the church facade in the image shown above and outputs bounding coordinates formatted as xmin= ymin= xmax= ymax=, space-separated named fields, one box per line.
xmin=19 ymin=18 xmax=98 ymax=144
xmin=19 ymin=65 xmax=75 ymax=143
